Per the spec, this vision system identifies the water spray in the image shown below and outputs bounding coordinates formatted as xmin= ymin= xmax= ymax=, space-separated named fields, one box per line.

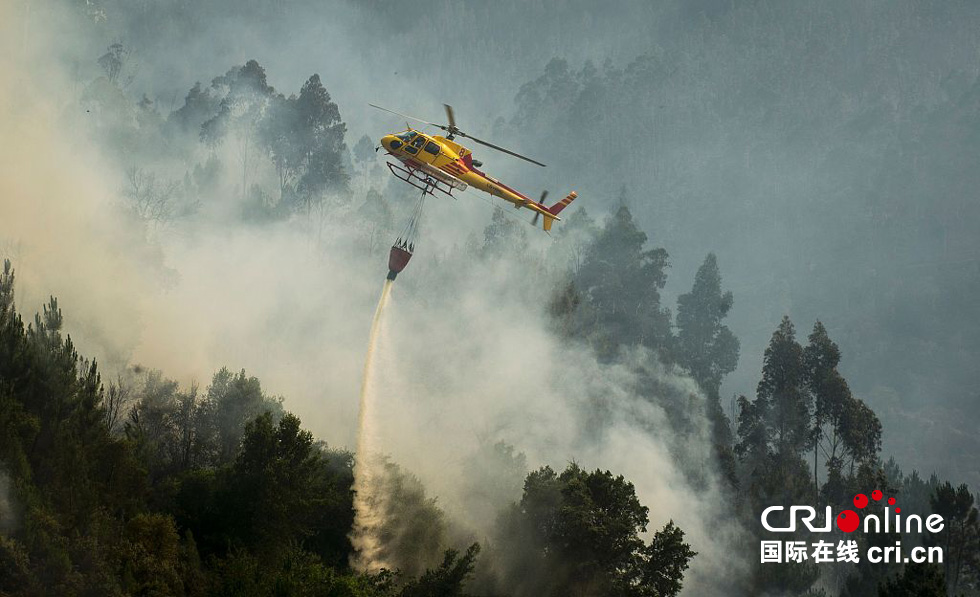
xmin=350 ymin=277 xmax=393 ymax=571
xmin=350 ymin=191 xmax=425 ymax=570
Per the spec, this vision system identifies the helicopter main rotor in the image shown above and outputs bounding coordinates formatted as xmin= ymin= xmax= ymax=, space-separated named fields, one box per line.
xmin=369 ymin=103 xmax=546 ymax=168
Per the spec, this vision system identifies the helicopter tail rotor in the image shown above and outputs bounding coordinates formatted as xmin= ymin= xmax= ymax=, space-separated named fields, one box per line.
xmin=532 ymin=190 xmax=549 ymax=226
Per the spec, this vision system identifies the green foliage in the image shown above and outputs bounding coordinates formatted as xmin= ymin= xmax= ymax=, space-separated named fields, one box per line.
xmin=353 ymin=134 xmax=376 ymax=164
xmin=877 ymin=563 xmax=947 ymax=597
xmin=200 ymin=59 xmax=275 ymax=148
xmin=574 ymin=203 xmax=672 ymax=357
xmin=928 ymin=482 xmax=979 ymax=594
xmin=259 ymin=73 xmax=350 ymax=213
xmin=399 ymin=544 xmax=480 ymax=597
xmin=210 ymin=546 xmax=394 ymax=597
xmin=756 ymin=317 xmax=811 ymax=461
xmin=165 ymin=61 xmax=350 ymax=218
xmin=495 ymin=463 xmax=695 ymax=597
xmin=641 ymin=521 xmax=697 ymax=597
xmin=736 ymin=317 xmax=813 ymax=514
xmin=357 ymin=457 xmax=449 ymax=579
xmin=736 ymin=316 xmax=895 ymax=596
xmin=675 ymin=253 xmax=740 ymax=485
xmin=675 ymin=253 xmax=740 ymax=397
xmin=481 ymin=208 xmax=529 ymax=260
xmin=805 ymin=321 xmax=882 ymax=505
xmin=459 ymin=440 xmax=527 ymax=532
xmin=117 ymin=512 xmax=183 ymax=595
xmin=0 ymin=263 xmax=364 ymax=595
xmin=226 ymin=412 xmax=339 ymax=555
xmin=0 ymin=534 xmax=34 ymax=594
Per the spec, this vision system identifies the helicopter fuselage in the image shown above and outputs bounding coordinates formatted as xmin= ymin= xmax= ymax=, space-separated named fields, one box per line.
xmin=380 ymin=129 xmax=572 ymax=229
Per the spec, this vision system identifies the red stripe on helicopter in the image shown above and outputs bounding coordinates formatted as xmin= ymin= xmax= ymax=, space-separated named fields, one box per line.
xmin=443 ymin=162 xmax=467 ymax=175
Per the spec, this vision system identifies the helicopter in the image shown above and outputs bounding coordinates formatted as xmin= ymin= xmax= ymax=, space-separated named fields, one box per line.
xmin=371 ymin=103 xmax=577 ymax=232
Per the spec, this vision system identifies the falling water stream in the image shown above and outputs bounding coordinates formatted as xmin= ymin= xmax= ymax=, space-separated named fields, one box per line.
xmin=349 ymin=278 xmax=393 ymax=571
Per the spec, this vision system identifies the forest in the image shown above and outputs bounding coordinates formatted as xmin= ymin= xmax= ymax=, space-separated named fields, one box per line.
xmin=3 ymin=0 xmax=980 ymax=595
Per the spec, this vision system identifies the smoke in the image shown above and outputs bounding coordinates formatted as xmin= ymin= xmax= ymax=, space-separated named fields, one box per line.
xmin=0 ymin=1 xmax=751 ymax=593
xmin=358 ymin=257 xmax=748 ymax=594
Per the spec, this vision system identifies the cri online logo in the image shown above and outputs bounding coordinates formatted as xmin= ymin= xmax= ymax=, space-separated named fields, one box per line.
xmin=761 ymin=490 xmax=945 ymax=535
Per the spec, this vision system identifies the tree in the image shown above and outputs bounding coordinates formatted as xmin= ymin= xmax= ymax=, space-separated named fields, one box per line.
xmin=675 ymin=253 xmax=740 ymax=483
xmin=201 ymin=60 xmax=277 ymax=200
xmin=495 ymin=464 xmax=695 ymax=597
xmin=641 ymin=521 xmax=697 ymax=597
xmin=675 ymin=254 xmax=739 ymax=396
xmin=123 ymin=166 xmax=182 ymax=224
xmin=357 ymin=457 xmax=449 ymax=578
xmin=97 ymin=42 xmax=133 ymax=86
xmin=358 ymin=189 xmax=394 ymax=252
xmin=877 ymin=563 xmax=946 ymax=596
xmin=226 ymin=412 xmax=329 ymax=554
xmin=482 ymin=207 xmax=528 ymax=259
xmin=804 ymin=321 xmax=849 ymax=502
xmin=198 ymin=367 xmax=282 ymax=465
xmin=548 ymin=206 xmax=599 ymax=274
xmin=736 ymin=318 xmax=813 ymax=513
xmin=0 ymin=261 xmax=147 ymax=593
xmin=575 ymin=203 xmax=672 ymax=356
xmin=259 ymin=92 xmax=303 ymax=204
xmin=803 ymin=322 xmax=881 ymax=505
xmin=292 ymin=74 xmax=349 ymax=212
xmin=757 ymin=318 xmax=810 ymax=460
xmin=117 ymin=513 xmax=183 ymax=595
xmin=928 ymin=482 xmax=979 ymax=594
xmin=459 ymin=440 xmax=527 ymax=532
xmin=353 ymin=134 xmax=376 ymax=164
xmin=170 ymin=82 xmax=219 ymax=134
xmin=399 ymin=544 xmax=480 ymax=597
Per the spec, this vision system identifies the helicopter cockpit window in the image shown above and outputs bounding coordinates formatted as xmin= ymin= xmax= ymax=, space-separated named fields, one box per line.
xmin=411 ymin=135 xmax=427 ymax=149
xmin=424 ymin=141 xmax=441 ymax=155
xmin=402 ymin=133 xmax=419 ymax=154
xmin=396 ymin=131 xmax=416 ymax=142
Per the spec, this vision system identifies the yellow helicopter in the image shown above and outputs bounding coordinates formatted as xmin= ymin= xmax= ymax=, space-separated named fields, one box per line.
xmin=372 ymin=104 xmax=577 ymax=232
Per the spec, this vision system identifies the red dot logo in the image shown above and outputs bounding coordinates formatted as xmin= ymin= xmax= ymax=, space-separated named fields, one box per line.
xmin=887 ymin=497 xmax=896 ymax=505
xmin=895 ymin=508 xmax=901 ymax=513
xmin=837 ymin=510 xmax=861 ymax=533
xmin=854 ymin=493 xmax=869 ymax=509
xmin=871 ymin=489 xmax=883 ymax=501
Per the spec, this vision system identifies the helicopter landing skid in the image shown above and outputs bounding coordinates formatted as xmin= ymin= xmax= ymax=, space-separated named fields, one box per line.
xmin=387 ymin=161 xmax=459 ymax=198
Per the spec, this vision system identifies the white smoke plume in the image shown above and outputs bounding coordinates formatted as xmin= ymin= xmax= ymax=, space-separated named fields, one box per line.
xmin=0 ymin=2 xmax=749 ymax=593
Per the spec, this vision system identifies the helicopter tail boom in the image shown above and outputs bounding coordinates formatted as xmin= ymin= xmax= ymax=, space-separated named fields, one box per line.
xmin=540 ymin=191 xmax=578 ymax=231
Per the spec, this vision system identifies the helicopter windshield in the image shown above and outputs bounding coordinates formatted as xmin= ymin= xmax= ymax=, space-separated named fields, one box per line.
xmin=396 ymin=131 xmax=417 ymax=142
